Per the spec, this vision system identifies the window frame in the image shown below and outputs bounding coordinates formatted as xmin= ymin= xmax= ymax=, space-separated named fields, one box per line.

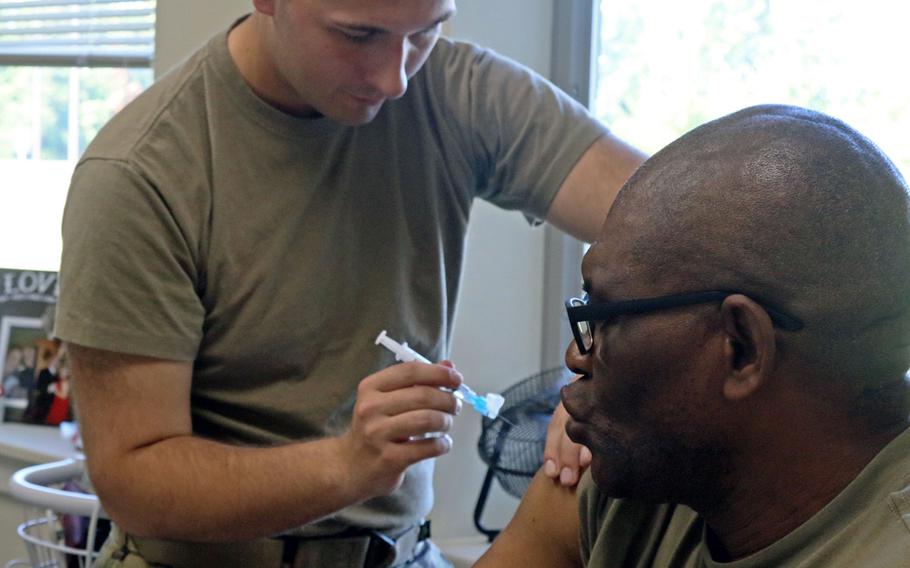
xmin=0 ymin=0 xmax=156 ymax=271
xmin=0 ymin=0 xmax=156 ymax=68
xmin=541 ymin=0 xmax=596 ymax=370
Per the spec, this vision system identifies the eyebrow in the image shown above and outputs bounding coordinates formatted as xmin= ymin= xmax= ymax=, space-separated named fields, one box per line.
xmin=581 ymin=277 xmax=621 ymax=302
xmin=336 ymin=10 xmax=455 ymax=35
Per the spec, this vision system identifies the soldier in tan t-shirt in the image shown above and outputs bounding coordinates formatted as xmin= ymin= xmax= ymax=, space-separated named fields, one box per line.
xmin=57 ymin=1 xmax=646 ymax=566
xmin=477 ymin=104 xmax=910 ymax=568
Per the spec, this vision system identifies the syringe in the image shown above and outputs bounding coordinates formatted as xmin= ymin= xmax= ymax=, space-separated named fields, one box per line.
xmin=375 ymin=330 xmax=506 ymax=420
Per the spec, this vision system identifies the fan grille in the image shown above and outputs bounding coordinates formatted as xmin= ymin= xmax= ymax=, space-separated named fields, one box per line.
xmin=476 ymin=367 xmax=573 ymax=498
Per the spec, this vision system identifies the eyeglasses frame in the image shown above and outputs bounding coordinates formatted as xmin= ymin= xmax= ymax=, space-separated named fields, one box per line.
xmin=565 ymin=290 xmax=804 ymax=355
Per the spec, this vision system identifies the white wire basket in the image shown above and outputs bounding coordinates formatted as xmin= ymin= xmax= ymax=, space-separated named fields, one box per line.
xmin=6 ymin=457 xmax=108 ymax=568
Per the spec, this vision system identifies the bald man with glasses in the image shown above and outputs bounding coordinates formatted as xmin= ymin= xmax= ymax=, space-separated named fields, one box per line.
xmin=479 ymin=104 xmax=910 ymax=568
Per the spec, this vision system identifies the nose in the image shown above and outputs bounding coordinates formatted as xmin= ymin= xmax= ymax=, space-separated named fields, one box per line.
xmin=565 ymin=339 xmax=592 ymax=377
xmin=371 ymin=37 xmax=410 ymax=100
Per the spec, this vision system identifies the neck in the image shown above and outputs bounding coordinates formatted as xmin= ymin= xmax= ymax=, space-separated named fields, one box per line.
xmin=700 ymin=417 xmax=908 ymax=561
xmin=227 ymin=14 xmax=318 ymax=117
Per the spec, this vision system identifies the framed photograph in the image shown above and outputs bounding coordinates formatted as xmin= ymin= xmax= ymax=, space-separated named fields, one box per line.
xmin=1 ymin=317 xmax=44 ymax=420
xmin=0 ymin=268 xmax=59 ymax=424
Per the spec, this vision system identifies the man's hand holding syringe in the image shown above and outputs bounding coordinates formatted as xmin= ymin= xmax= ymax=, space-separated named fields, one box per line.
xmin=336 ymin=331 xmax=506 ymax=501
xmin=375 ymin=331 xmax=505 ymax=421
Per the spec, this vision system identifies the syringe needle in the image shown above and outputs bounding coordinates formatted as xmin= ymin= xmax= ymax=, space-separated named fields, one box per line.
xmin=498 ymin=415 xmax=516 ymax=427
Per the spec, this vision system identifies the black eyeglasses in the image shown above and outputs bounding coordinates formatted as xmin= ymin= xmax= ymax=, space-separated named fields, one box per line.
xmin=565 ymin=290 xmax=804 ymax=354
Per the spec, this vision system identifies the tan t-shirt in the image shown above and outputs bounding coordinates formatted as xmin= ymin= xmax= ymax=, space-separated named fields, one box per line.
xmin=56 ymin=22 xmax=607 ymax=535
xmin=579 ymin=426 xmax=910 ymax=567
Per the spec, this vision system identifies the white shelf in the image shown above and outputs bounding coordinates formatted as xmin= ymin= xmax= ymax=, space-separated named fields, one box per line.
xmin=0 ymin=423 xmax=75 ymax=465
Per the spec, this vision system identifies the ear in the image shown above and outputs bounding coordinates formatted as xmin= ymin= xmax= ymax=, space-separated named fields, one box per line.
xmin=253 ymin=0 xmax=277 ymax=16
xmin=719 ymin=294 xmax=776 ymax=401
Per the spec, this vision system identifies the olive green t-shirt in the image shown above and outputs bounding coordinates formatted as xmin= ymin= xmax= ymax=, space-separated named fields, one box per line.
xmin=579 ymin=426 xmax=910 ymax=567
xmin=56 ymin=22 xmax=607 ymax=535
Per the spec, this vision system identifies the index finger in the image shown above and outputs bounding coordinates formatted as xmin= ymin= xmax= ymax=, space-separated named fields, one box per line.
xmin=364 ymin=361 xmax=463 ymax=393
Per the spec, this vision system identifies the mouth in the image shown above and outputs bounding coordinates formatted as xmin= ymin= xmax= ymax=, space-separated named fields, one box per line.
xmin=560 ymin=382 xmax=582 ymax=419
xmin=561 ymin=382 xmax=592 ymax=445
xmin=348 ymin=92 xmax=385 ymax=106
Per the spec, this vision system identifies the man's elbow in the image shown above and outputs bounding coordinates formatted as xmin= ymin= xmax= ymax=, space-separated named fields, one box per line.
xmin=85 ymin=452 xmax=174 ymax=538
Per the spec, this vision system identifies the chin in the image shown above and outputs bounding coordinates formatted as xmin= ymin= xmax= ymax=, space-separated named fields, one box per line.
xmin=333 ymin=112 xmax=371 ymax=126
xmin=326 ymin=101 xmax=384 ymax=126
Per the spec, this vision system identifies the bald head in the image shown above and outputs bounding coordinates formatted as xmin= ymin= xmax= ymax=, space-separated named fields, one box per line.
xmin=608 ymin=105 xmax=910 ymax=412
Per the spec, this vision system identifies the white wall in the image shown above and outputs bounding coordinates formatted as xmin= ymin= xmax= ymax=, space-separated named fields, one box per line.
xmin=154 ymin=0 xmax=252 ymax=77
xmin=152 ymin=0 xmax=557 ymax=541
xmin=436 ymin=0 xmax=556 ymax=540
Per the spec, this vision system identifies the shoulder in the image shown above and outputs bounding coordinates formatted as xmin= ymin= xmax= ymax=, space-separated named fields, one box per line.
xmin=79 ymin=32 xmax=225 ymax=168
xmin=421 ymin=37 xmax=538 ymax=89
xmin=425 ymin=36 xmax=488 ymax=68
xmin=580 ymin=473 xmax=702 ymax=566
xmin=822 ymin=430 xmax=910 ymax=566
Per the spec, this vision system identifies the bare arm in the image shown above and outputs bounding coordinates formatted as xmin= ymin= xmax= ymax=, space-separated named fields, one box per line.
xmin=547 ymin=132 xmax=647 ymax=243
xmin=475 ymin=469 xmax=582 ymax=568
xmin=68 ymin=343 xmax=461 ymax=542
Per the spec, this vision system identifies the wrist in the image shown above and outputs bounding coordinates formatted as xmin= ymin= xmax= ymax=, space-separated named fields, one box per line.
xmin=325 ymin=433 xmax=374 ymax=504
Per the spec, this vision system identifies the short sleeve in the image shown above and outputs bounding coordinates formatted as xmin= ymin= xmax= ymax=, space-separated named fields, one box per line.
xmin=55 ymin=158 xmax=204 ymax=361
xmin=428 ymin=40 xmax=609 ymax=223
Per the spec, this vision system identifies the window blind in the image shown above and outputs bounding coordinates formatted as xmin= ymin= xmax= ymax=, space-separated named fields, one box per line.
xmin=0 ymin=0 xmax=155 ymax=67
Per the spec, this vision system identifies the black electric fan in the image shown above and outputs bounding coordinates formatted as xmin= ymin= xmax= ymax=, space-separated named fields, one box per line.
xmin=473 ymin=367 xmax=574 ymax=541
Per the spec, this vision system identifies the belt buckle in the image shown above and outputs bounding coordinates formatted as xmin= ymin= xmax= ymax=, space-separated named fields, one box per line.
xmin=364 ymin=530 xmax=397 ymax=568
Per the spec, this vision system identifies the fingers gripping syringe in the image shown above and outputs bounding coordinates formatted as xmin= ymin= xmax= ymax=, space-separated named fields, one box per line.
xmin=375 ymin=331 xmax=506 ymax=420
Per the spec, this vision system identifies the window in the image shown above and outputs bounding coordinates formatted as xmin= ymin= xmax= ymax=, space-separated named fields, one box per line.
xmin=0 ymin=0 xmax=155 ymax=271
xmin=592 ymin=0 xmax=909 ymax=177
xmin=544 ymin=1 xmax=908 ymax=368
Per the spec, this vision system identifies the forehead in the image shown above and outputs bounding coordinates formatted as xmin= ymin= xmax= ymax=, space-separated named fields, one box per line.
xmin=581 ymin=240 xmax=631 ymax=298
xmin=316 ymin=0 xmax=456 ymax=29
xmin=581 ymin=201 xmax=652 ymax=297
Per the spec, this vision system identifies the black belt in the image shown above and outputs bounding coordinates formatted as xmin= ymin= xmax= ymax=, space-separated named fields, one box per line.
xmin=125 ymin=521 xmax=432 ymax=568
xmin=275 ymin=520 xmax=432 ymax=568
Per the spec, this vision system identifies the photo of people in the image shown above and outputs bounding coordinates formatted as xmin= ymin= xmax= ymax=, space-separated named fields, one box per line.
xmin=2 ymin=342 xmax=32 ymax=399
xmin=0 ymin=268 xmax=62 ymax=425
xmin=24 ymin=339 xmax=72 ymax=425
xmin=0 ymin=318 xmax=44 ymax=420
